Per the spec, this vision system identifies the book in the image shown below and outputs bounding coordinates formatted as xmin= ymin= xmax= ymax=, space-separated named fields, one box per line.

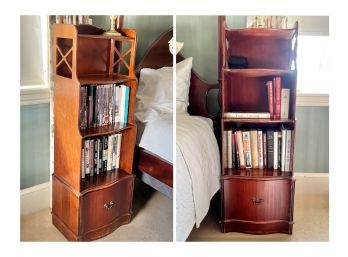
xmin=285 ymin=130 xmax=292 ymax=171
xmin=281 ymin=88 xmax=290 ymax=119
xmin=81 ymin=145 xmax=85 ymax=179
xmin=227 ymin=130 xmax=232 ymax=168
xmin=242 ymin=131 xmax=252 ymax=168
xmin=235 ymin=130 xmax=245 ymax=169
xmin=262 ymin=132 xmax=267 ymax=168
xmin=257 ymin=130 xmax=264 ymax=169
xmin=267 ymin=130 xmax=274 ymax=169
xmin=266 ymin=80 xmax=274 ymax=119
xmin=85 ymin=140 xmax=90 ymax=175
xmin=250 ymin=130 xmax=259 ymax=168
xmin=112 ymin=134 xmax=117 ymax=170
xmin=273 ymin=131 xmax=278 ymax=170
xmin=274 ymin=76 xmax=282 ymax=119
xmin=281 ymin=128 xmax=287 ymax=171
xmin=107 ymin=134 xmax=114 ymax=171
xmin=231 ymin=133 xmax=236 ymax=168
xmin=116 ymin=133 xmax=122 ymax=169
xmin=89 ymin=139 xmax=94 ymax=176
xmin=224 ymin=112 xmax=270 ymax=119
xmin=223 ymin=131 xmax=228 ymax=168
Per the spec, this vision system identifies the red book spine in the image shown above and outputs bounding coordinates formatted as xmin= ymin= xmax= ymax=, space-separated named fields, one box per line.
xmin=266 ymin=81 xmax=274 ymax=119
xmin=274 ymin=76 xmax=281 ymax=120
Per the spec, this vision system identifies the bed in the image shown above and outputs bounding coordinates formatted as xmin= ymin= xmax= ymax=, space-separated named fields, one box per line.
xmin=175 ymin=54 xmax=221 ymax=241
xmin=133 ymin=29 xmax=174 ymax=198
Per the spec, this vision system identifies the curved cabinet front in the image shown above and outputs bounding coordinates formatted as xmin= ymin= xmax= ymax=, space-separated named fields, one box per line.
xmin=80 ymin=175 xmax=134 ymax=241
xmin=221 ymin=177 xmax=295 ymax=234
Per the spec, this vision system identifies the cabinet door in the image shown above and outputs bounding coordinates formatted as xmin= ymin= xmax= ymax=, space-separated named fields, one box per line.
xmin=223 ymin=178 xmax=292 ymax=222
xmin=81 ymin=176 xmax=134 ymax=233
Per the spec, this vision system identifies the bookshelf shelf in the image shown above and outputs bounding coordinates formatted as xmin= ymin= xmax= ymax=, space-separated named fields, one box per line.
xmin=219 ymin=16 xmax=298 ymax=235
xmin=80 ymin=169 xmax=132 ymax=193
xmin=52 ymin=23 xmax=137 ymax=241
xmin=223 ymin=118 xmax=295 ymax=124
xmin=223 ymin=68 xmax=294 ymax=77
xmin=78 ymin=74 xmax=135 ymax=85
xmin=222 ymin=168 xmax=293 ymax=178
xmin=80 ymin=123 xmax=133 ymax=139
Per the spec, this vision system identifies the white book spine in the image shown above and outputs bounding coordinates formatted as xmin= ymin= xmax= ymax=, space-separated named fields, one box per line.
xmin=281 ymin=88 xmax=290 ymax=119
xmin=281 ymin=129 xmax=287 ymax=171
xmin=223 ymin=131 xmax=228 ymax=168
xmin=116 ymin=133 xmax=122 ymax=169
xmin=273 ymin=131 xmax=278 ymax=170
xmin=285 ymin=130 xmax=292 ymax=171
xmin=257 ymin=130 xmax=264 ymax=168
xmin=227 ymin=130 xmax=232 ymax=168
xmin=107 ymin=135 xmax=114 ymax=171
xmin=224 ymin=112 xmax=270 ymax=119
xmin=250 ymin=130 xmax=259 ymax=168
xmin=112 ymin=134 xmax=117 ymax=170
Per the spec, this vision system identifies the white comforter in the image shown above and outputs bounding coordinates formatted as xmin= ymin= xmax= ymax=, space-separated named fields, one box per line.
xmin=136 ymin=113 xmax=173 ymax=163
xmin=176 ymin=114 xmax=221 ymax=241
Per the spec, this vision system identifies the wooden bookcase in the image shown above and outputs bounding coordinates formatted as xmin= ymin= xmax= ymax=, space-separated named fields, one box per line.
xmin=52 ymin=24 xmax=137 ymax=241
xmin=219 ymin=17 xmax=298 ymax=234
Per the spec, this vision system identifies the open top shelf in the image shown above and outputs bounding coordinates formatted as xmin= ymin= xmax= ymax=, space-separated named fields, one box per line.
xmin=80 ymin=169 xmax=133 ymax=193
xmin=222 ymin=168 xmax=293 ymax=179
xmin=223 ymin=68 xmax=294 ymax=78
xmin=80 ymin=123 xmax=134 ymax=139
xmin=225 ymin=27 xmax=297 ymax=40
xmin=78 ymin=73 xmax=136 ymax=85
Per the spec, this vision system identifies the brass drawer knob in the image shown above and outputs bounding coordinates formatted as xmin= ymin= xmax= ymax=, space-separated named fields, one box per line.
xmin=251 ymin=197 xmax=264 ymax=205
xmin=103 ymin=201 xmax=115 ymax=210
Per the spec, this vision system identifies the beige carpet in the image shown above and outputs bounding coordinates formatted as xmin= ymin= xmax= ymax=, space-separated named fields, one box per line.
xmin=20 ymin=178 xmax=173 ymax=241
xmin=187 ymin=175 xmax=329 ymax=241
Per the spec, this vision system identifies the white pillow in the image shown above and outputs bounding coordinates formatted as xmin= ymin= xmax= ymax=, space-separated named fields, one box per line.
xmin=176 ymin=57 xmax=192 ymax=114
xmin=135 ymin=66 xmax=173 ymax=123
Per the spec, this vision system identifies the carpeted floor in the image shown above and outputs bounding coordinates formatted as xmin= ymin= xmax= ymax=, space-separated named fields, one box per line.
xmin=187 ymin=175 xmax=329 ymax=241
xmin=20 ymin=178 xmax=173 ymax=242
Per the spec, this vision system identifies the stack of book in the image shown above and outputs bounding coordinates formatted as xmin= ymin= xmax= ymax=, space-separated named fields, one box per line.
xmin=80 ymin=84 xmax=130 ymax=130
xmin=223 ymin=128 xmax=294 ymax=171
xmin=223 ymin=76 xmax=290 ymax=120
xmin=55 ymin=15 xmax=91 ymax=25
xmin=81 ymin=133 xmax=122 ymax=179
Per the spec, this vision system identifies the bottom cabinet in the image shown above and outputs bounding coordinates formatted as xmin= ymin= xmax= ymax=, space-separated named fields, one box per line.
xmin=80 ymin=175 xmax=135 ymax=240
xmin=221 ymin=177 xmax=295 ymax=234
xmin=52 ymin=174 xmax=134 ymax=241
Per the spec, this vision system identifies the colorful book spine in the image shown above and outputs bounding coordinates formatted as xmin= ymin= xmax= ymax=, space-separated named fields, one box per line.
xmin=242 ymin=131 xmax=252 ymax=168
xmin=274 ymin=76 xmax=282 ymax=120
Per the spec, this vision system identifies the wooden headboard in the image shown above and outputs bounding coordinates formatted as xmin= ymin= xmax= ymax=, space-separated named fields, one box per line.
xmin=135 ymin=28 xmax=219 ymax=119
xmin=177 ymin=53 xmax=220 ymax=119
xmin=135 ymin=29 xmax=173 ymax=77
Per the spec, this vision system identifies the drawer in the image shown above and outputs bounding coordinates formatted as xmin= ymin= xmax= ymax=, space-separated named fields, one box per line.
xmin=80 ymin=175 xmax=134 ymax=233
xmin=222 ymin=178 xmax=292 ymax=222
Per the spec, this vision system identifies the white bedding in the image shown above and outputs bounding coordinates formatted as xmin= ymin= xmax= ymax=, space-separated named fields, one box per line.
xmin=136 ymin=113 xmax=173 ymax=164
xmin=176 ymin=114 xmax=221 ymax=241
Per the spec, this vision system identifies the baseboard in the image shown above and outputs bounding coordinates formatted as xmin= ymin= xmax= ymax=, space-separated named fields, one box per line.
xmin=20 ymin=182 xmax=50 ymax=216
xmin=295 ymin=172 xmax=329 ymax=178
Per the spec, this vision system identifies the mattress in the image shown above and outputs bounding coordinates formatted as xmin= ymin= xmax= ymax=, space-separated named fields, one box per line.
xmin=176 ymin=114 xmax=221 ymax=241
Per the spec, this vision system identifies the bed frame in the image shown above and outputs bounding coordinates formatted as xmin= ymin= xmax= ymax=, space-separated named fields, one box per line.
xmin=133 ymin=28 xmax=219 ymax=190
